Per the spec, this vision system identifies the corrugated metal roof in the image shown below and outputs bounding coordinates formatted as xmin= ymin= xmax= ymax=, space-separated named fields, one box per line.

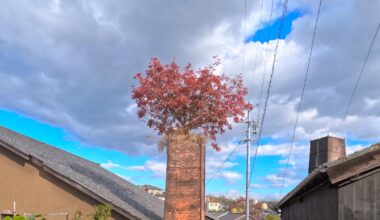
xmin=0 ymin=126 xmax=164 ymax=220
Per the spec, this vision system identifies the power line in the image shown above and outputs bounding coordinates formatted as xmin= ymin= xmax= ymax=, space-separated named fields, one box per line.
xmin=206 ymin=141 xmax=243 ymax=186
xmin=256 ymin=0 xmax=275 ymax=122
xmin=247 ymin=0 xmax=276 ymax=189
xmin=338 ymin=22 xmax=380 ymax=131
xmin=242 ymin=0 xmax=248 ymax=78
xmin=241 ymin=1 xmax=252 ymax=219
xmin=207 ymin=0 xmax=249 ymax=187
xmin=248 ymin=0 xmax=265 ymax=103
xmin=248 ymin=0 xmax=290 ymax=187
xmin=239 ymin=0 xmax=275 ymax=194
xmin=279 ymin=0 xmax=323 ymax=197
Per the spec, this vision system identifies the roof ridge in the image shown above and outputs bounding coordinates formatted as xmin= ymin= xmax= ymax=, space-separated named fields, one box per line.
xmin=0 ymin=125 xmax=100 ymax=166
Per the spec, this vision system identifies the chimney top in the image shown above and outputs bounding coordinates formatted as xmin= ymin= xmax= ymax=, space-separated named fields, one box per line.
xmin=308 ymin=136 xmax=346 ymax=173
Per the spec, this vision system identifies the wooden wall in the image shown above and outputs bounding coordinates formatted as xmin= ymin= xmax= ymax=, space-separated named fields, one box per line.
xmin=338 ymin=170 xmax=380 ymax=220
xmin=281 ymin=183 xmax=338 ymax=220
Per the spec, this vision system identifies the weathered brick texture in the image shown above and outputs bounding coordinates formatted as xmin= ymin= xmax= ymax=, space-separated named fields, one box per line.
xmin=164 ymin=134 xmax=205 ymax=220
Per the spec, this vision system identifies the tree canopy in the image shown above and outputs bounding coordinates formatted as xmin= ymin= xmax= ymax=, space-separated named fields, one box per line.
xmin=132 ymin=57 xmax=251 ymax=151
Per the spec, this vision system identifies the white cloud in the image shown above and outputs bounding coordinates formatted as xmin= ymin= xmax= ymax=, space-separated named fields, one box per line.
xmin=1 ymin=0 xmax=379 ymax=158
xmin=263 ymin=173 xmax=301 ymax=188
xmin=145 ymin=160 xmax=167 ymax=178
xmin=216 ymin=171 xmax=243 ymax=183
xmin=346 ymin=144 xmax=366 ymax=155
xmin=251 ymin=183 xmax=265 ymax=189
xmin=101 ymin=160 xmax=167 ymax=179
xmin=127 ymin=165 xmax=146 ymax=171
xmin=224 ymin=189 xmax=244 ymax=200
xmin=100 ymin=160 xmax=122 ymax=169
xmin=1 ymin=0 xmax=380 ymax=200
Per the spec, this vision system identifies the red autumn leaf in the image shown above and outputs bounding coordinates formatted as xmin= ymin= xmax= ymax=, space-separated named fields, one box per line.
xmin=132 ymin=57 xmax=252 ymax=150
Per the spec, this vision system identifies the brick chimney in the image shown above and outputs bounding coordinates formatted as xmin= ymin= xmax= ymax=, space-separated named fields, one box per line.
xmin=164 ymin=133 xmax=205 ymax=220
xmin=308 ymin=136 xmax=346 ymax=173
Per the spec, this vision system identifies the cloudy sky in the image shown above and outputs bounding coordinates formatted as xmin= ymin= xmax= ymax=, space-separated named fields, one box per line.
xmin=0 ymin=0 xmax=379 ymax=200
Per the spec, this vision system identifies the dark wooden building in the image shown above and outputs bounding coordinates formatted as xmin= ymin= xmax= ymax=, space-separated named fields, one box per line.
xmin=278 ymin=136 xmax=380 ymax=220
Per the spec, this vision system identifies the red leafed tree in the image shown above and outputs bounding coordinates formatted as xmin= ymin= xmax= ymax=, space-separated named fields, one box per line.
xmin=132 ymin=57 xmax=252 ymax=151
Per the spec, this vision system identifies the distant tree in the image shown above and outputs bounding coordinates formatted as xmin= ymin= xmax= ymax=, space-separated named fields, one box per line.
xmin=132 ymin=57 xmax=251 ymax=150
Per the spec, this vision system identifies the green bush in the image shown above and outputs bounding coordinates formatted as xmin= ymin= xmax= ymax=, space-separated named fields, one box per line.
xmin=3 ymin=214 xmax=45 ymax=220
xmin=264 ymin=214 xmax=280 ymax=220
xmin=73 ymin=210 xmax=83 ymax=220
xmin=93 ymin=205 xmax=112 ymax=220
xmin=2 ymin=216 xmax=27 ymax=220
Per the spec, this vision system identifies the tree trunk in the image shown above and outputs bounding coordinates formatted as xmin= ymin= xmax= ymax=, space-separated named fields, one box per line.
xmin=164 ymin=133 xmax=205 ymax=220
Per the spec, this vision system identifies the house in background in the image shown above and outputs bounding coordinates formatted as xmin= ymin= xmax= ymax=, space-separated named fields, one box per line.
xmin=0 ymin=126 xmax=163 ymax=220
xmin=139 ymin=185 xmax=164 ymax=196
xmin=260 ymin=202 xmax=268 ymax=210
xmin=206 ymin=197 xmax=225 ymax=212
xmin=279 ymin=135 xmax=380 ymax=220
xmin=207 ymin=202 xmax=223 ymax=212
xmin=139 ymin=185 xmax=166 ymax=201
xmin=228 ymin=198 xmax=245 ymax=214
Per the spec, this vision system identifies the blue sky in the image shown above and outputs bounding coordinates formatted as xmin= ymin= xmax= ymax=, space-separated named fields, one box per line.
xmin=0 ymin=0 xmax=379 ymax=202
xmin=247 ymin=10 xmax=303 ymax=43
xmin=0 ymin=108 xmax=166 ymax=188
xmin=0 ymin=107 xmax=298 ymax=199
xmin=0 ymin=11 xmax=305 ymax=199
xmin=0 ymin=105 xmax=370 ymax=199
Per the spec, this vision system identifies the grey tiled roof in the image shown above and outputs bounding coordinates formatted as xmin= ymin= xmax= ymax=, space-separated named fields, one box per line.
xmin=206 ymin=211 xmax=229 ymax=219
xmin=0 ymin=126 xmax=164 ymax=220
xmin=219 ymin=213 xmax=245 ymax=220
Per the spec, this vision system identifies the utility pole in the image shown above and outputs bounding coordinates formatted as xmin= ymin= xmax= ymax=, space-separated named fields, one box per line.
xmin=244 ymin=110 xmax=257 ymax=220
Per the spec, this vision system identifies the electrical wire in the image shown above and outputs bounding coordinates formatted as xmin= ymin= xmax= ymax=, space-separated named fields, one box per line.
xmin=279 ymin=0 xmax=324 ymax=197
xmin=206 ymin=141 xmax=243 ymax=186
xmin=338 ymin=22 xmax=380 ymax=131
xmin=206 ymin=0 xmax=249 ymax=187
xmin=248 ymin=0 xmax=290 ymax=188
xmin=248 ymin=0 xmax=265 ymax=104
xmin=248 ymin=0 xmax=276 ymax=189
xmin=256 ymin=0 xmax=275 ymax=122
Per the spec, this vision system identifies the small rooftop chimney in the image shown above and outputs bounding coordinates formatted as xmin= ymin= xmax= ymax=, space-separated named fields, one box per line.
xmin=308 ymin=136 xmax=346 ymax=173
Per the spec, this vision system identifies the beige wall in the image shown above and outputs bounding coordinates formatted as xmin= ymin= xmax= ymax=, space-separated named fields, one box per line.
xmin=0 ymin=146 xmax=126 ymax=220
